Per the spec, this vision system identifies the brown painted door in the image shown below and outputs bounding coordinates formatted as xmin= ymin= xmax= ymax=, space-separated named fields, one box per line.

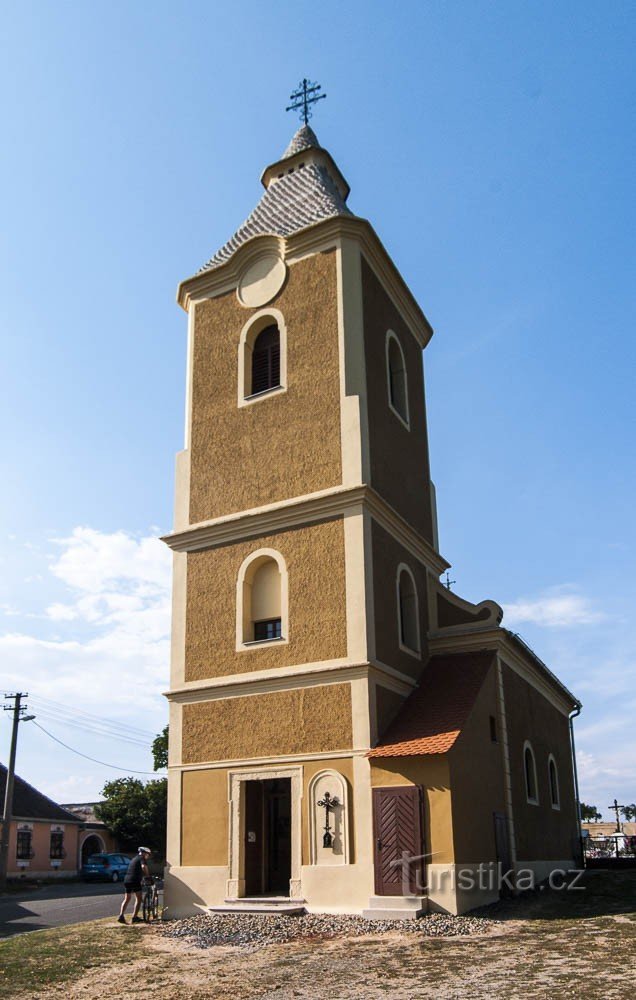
xmin=372 ymin=786 xmax=424 ymax=895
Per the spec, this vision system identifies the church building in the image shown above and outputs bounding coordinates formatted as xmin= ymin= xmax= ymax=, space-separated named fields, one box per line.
xmin=162 ymin=102 xmax=581 ymax=917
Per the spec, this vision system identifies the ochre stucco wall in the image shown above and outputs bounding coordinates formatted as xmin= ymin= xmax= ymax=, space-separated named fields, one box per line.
xmin=448 ymin=665 xmax=507 ymax=863
xmin=185 ymin=519 xmax=347 ymax=681
xmin=189 ymin=250 xmax=342 ymax=524
xmin=181 ymin=769 xmax=229 ymax=867
xmin=502 ymin=665 xmax=577 ymax=861
xmin=182 ymin=683 xmax=353 ymax=764
xmin=375 ymin=684 xmax=407 ymax=741
xmin=370 ymin=757 xmax=454 ymax=864
xmin=361 ymin=257 xmax=434 ymax=542
xmin=371 ymin=519 xmax=429 ymax=679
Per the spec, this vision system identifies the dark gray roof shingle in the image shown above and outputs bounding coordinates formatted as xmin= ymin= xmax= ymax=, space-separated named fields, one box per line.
xmin=198 ymin=126 xmax=353 ymax=273
xmin=281 ymin=124 xmax=321 ymax=159
xmin=0 ymin=764 xmax=82 ymax=823
xmin=199 ymin=162 xmax=352 ymax=272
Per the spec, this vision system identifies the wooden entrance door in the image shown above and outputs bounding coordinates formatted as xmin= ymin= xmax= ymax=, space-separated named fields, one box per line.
xmin=372 ymin=786 xmax=424 ymax=896
xmin=244 ymin=778 xmax=292 ymax=896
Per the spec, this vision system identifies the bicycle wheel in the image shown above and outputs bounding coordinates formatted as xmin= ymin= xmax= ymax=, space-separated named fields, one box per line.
xmin=142 ymin=891 xmax=151 ymax=923
xmin=151 ymin=889 xmax=159 ymax=920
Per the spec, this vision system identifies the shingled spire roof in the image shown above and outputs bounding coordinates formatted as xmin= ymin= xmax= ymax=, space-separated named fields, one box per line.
xmin=199 ymin=125 xmax=353 ymax=272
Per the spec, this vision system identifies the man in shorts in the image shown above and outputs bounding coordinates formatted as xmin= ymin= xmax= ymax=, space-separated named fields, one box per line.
xmin=118 ymin=847 xmax=151 ymax=924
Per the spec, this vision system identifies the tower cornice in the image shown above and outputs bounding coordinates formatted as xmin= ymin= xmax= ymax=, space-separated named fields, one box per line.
xmin=176 ymin=216 xmax=434 ymax=349
xmin=161 ymin=482 xmax=449 ymax=576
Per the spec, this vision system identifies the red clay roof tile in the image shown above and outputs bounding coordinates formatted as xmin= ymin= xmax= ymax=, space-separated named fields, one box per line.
xmin=367 ymin=650 xmax=494 ymax=757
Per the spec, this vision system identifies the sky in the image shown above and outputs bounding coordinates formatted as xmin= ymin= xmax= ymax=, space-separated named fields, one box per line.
xmin=0 ymin=1 xmax=634 ymax=817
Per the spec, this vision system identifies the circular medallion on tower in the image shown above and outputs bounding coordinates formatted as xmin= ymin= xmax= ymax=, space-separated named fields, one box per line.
xmin=237 ymin=254 xmax=287 ymax=308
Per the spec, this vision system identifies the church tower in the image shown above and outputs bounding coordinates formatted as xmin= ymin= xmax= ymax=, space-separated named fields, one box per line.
xmin=163 ymin=103 xmax=580 ymax=917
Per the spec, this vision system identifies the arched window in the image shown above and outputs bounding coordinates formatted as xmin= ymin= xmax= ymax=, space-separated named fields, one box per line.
xmin=548 ymin=755 xmax=560 ymax=810
xmin=236 ymin=549 xmax=288 ymax=648
xmin=251 ymin=324 xmax=280 ymax=396
xmin=386 ymin=331 xmax=409 ymax=427
xmin=238 ymin=308 xmax=287 ymax=407
xmin=523 ymin=742 xmax=539 ymax=804
xmin=397 ymin=563 xmax=420 ymax=656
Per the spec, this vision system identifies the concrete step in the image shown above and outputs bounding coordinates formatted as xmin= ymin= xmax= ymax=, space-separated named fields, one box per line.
xmin=210 ymin=899 xmax=306 ymax=916
xmin=362 ymin=896 xmax=427 ymax=921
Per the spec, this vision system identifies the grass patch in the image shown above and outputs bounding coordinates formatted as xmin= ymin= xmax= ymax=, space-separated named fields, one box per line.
xmin=0 ymin=918 xmax=144 ymax=998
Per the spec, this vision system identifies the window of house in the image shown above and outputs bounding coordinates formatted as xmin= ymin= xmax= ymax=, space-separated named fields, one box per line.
xmin=50 ymin=830 xmax=65 ymax=859
xmin=238 ymin=309 xmax=287 ymax=407
xmin=397 ymin=564 xmax=420 ymax=656
xmin=237 ymin=549 xmax=288 ymax=648
xmin=386 ymin=331 xmax=409 ymax=427
xmin=548 ymin=756 xmax=560 ymax=809
xmin=524 ymin=743 xmax=539 ymax=804
xmin=16 ymin=830 xmax=33 ymax=860
xmin=251 ymin=324 xmax=280 ymax=396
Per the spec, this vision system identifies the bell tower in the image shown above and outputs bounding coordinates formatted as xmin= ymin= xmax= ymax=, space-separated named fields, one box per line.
xmin=162 ymin=98 xmax=529 ymax=917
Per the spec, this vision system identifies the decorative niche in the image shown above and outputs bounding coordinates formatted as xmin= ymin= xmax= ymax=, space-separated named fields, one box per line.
xmin=308 ymin=769 xmax=349 ymax=866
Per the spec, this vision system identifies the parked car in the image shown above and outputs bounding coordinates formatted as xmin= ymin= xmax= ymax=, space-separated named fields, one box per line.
xmin=81 ymin=853 xmax=131 ymax=882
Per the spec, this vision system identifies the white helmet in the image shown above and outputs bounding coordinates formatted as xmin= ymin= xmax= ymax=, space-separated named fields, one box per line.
xmin=138 ymin=846 xmax=152 ymax=855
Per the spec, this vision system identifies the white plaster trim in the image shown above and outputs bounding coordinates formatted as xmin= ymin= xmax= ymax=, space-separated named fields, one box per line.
xmin=235 ymin=547 xmax=289 ymax=651
xmin=184 ymin=304 xmax=195 ymax=450
xmin=396 ymin=562 xmax=421 ymax=659
xmin=227 ymin=765 xmax=303 ymax=899
xmin=523 ymin=740 xmax=540 ymax=806
xmin=237 ymin=307 xmax=287 ymax=408
xmin=336 ymin=238 xmax=369 ymax=486
xmin=177 ymin=218 xmax=434 ymax=351
xmin=548 ymin=754 xmax=561 ymax=810
xmin=495 ymin=655 xmax=517 ymax=867
xmin=172 ymin=749 xmax=360 ymax=773
xmin=343 ymin=508 xmax=368 ymax=663
xmin=385 ymin=330 xmax=410 ymax=430
xmin=161 ymin=484 xmax=448 ymax=576
xmin=308 ymin=769 xmax=350 ymax=865
xmin=165 ymin=658 xmax=416 ymax=703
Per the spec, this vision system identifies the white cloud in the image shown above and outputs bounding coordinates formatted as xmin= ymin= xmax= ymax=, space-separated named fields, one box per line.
xmin=0 ymin=527 xmax=172 ymax=715
xmin=502 ymin=586 xmax=605 ymax=628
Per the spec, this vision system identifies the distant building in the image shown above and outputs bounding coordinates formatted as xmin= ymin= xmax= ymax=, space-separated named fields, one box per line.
xmin=0 ymin=764 xmax=82 ymax=878
xmin=60 ymin=802 xmax=121 ymax=865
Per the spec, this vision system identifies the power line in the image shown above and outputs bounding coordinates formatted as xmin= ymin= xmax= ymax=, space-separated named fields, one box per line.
xmin=30 ymin=693 xmax=156 ymax=740
xmin=31 ymin=721 xmax=165 ymax=776
xmin=28 ymin=709 xmax=151 ymax=749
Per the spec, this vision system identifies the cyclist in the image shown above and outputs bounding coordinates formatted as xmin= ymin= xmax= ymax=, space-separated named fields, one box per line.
xmin=118 ymin=847 xmax=151 ymax=924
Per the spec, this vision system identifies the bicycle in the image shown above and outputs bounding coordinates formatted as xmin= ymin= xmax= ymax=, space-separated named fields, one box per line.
xmin=141 ymin=875 xmax=162 ymax=922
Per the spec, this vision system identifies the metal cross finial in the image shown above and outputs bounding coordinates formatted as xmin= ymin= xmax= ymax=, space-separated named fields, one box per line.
xmin=608 ymin=798 xmax=626 ymax=833
xmin=444 ymin=572 xmax=456 ymax=591
xmin=286 ymin=78 xmax=326 ymax=124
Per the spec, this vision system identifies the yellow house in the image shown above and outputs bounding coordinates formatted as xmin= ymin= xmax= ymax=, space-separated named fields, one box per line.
xmin=162 ymin=121 xmax=581 ymax=917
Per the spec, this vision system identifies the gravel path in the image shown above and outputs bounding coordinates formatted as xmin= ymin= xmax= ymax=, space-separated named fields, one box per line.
xmin=159 ymin=910 xmax=496 ymax=949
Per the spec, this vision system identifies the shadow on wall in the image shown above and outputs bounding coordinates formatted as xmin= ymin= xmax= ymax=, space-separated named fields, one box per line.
xmin=161 ymin=864 xmax=208 ymax=919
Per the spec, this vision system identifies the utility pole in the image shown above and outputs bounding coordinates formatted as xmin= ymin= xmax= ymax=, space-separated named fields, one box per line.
xmin=0 ymin=693 xmax=34 ymax=891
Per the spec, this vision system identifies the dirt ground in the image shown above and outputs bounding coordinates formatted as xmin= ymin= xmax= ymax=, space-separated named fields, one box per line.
xmin=11 ymin=871 xmax=636 ymax=1000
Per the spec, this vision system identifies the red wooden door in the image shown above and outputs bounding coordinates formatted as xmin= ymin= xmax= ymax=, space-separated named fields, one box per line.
xmin=372 ymin=786 xmax=424 ymax=895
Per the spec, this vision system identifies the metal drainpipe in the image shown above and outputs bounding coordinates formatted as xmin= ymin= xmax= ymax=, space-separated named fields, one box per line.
xmin=569 ymin=702 xmax=583 ymax=867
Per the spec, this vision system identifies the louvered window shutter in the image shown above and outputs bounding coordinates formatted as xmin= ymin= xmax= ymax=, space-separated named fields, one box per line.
xmin=251 ymin=325 xmax=281 ymax=395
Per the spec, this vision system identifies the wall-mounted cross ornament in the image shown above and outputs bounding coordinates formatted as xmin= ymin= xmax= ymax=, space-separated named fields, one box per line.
xmin=317 ymin=790 xmax=340 ymax=848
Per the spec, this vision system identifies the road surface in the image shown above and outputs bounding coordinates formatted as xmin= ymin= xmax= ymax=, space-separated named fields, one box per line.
xmin=0 ymin=881 xmax=123 ymax=938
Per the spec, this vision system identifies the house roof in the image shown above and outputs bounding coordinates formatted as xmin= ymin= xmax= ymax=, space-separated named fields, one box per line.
xmin=199 ymin=125 xmax=353 ymax=272
xmin=0 ymin=764 xmax=82 ymax=823
xmin=367 ymin=650 xmax=494 ymax=757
